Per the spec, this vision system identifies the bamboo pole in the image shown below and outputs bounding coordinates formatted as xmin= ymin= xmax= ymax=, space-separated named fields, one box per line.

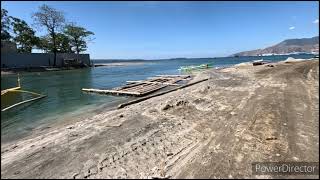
xmin=1 ymin=95 xmax=46 ymax=112
xmin=156 ymin=75 xmax=190 ymax=77
xmin=10 ymin=89 xmax=43 ymax=96
xmin=1 ymin=87 xmax=21 ymax=95
xmin=147 ymin=77 xmax=190 ymax=81
xmin=17 ymin=73 xmax=21 ymax=87
xmin=82 ymin=88 xmax=141 ymax=95
xmin=2 ymin=74 xmax=23 ymax=96
xmin=118 ymin=78 xmax=209 ymax=109
xmin=126 ymin=80 xmax=181 ymax=86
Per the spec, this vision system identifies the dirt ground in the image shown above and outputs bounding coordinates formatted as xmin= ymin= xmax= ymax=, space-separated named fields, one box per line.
xmin=1 ymin=59 xmax=319 ymax=179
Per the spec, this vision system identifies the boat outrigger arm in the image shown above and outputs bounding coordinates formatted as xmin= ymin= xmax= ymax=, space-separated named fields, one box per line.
xmin=1 ymin=74 xmax=46 ymax=112
xmin=1 ymin=75 xmax=21 ymax=96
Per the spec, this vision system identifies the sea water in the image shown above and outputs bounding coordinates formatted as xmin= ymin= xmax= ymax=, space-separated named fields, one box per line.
xmin=1 ymin=54 xmax=315 ymax=143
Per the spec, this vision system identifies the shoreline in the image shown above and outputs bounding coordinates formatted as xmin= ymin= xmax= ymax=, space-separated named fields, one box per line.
xmin=1 ymin=66 xmax=91 ymax=74
xmin=0 ymin=56 xmax=313 ymax=75
xmin=0 ymin=57 xmax=312 ymax=145
xmin=93 ymin=62 xmax=146 ymax=67
xmin=1 ymin=58 xmax=319 ymax=178
xmin=1 ymin=95 xmax=131 ymax=146
xmin=0 ymin=62 xmax=145 ymax=75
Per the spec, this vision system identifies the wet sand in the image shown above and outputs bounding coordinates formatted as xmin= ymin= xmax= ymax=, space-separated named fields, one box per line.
xmin=1 ymin=58 xmax=319 ymax=178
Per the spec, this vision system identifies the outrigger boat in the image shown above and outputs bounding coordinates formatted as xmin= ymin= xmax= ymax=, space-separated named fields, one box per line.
xmin=1 ymin=74 xmax=46 ymax=112
xmin=178 ymin=63 xmax=213 ymax=72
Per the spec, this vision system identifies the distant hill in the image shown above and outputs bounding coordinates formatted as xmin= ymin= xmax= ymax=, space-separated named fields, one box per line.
xmin=232 ymin=36 xmax=319 ymax=56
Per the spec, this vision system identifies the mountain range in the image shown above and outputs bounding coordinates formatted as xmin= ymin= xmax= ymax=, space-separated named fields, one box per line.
xmin=232 ymin=36 xmax=319 ymax=56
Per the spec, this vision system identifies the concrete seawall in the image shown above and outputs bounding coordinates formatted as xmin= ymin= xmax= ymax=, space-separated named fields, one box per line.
xmin=1 ymin=53 xmax=91 ymax=68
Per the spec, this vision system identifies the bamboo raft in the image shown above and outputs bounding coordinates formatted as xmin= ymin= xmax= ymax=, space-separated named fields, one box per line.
xmin=82 ymin=75 xmax=191 ymax=97
xmin=118 ymin=78 xmax=209 ymax=109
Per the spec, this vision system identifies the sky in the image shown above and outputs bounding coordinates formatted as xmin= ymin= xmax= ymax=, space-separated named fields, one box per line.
xmin=2 ymin=1 xmax=319 ymax=59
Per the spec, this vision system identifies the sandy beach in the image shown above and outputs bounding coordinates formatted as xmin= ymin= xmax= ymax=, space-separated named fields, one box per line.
xmin=1 ymin=58 xmax=319 ymax=178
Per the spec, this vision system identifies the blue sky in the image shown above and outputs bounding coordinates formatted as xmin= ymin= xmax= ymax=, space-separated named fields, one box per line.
xmin=2 ymin=1 xmax=319 ymax=59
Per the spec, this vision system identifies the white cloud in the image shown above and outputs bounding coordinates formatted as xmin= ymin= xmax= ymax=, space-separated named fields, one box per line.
xmin=313 ymin=19 xmax=319 ymax=24
xmin=289 ymin=26 xmax=295 ymax=30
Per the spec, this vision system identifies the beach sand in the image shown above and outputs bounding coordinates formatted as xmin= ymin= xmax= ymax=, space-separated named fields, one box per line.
xmin=1 ymin=58 xmax=319 ymax=178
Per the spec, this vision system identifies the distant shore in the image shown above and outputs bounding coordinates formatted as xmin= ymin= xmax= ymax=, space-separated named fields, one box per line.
xmin=1 ymin=71 xmax=15 ymax=75
xmin=0 ymin=65 xmax=91 ymax=74
xmin=1 ymin=58 xmax=319 ymax=178
xmin=93 ymin=62 xmax=146 ymax=67
xmin=0 ymin=62 xmax=145 ymax=74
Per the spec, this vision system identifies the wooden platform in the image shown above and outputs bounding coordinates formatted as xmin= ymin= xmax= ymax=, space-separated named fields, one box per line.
xmin=82 ymin=75 xmax=191 ymax=97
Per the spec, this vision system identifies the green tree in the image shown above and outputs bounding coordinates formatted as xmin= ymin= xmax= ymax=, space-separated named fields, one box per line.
xmin=1 ymin=8 xmax=11 ymax=41
xmin=32 ymin=4 xmax=65 ymax=66
xmin=37 ymin=35 xmax=54 ymax=53
xmin=38 ymin=33 xmax=72 ymax=53
xmin=64 ymin=24 xmax=94 ymax=54
xmin=55 ymin=33 xmax=73 ymax=53
xmin=10 ymin=17 xmax=39 ymax=53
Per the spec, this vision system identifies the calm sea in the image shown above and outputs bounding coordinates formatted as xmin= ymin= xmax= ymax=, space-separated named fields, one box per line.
xmin=1 ymin=54 xmax=315 ymax=143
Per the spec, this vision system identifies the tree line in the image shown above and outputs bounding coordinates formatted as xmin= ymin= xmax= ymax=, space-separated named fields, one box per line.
xmin=1 ymin=4 xmax=94 ymax=66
